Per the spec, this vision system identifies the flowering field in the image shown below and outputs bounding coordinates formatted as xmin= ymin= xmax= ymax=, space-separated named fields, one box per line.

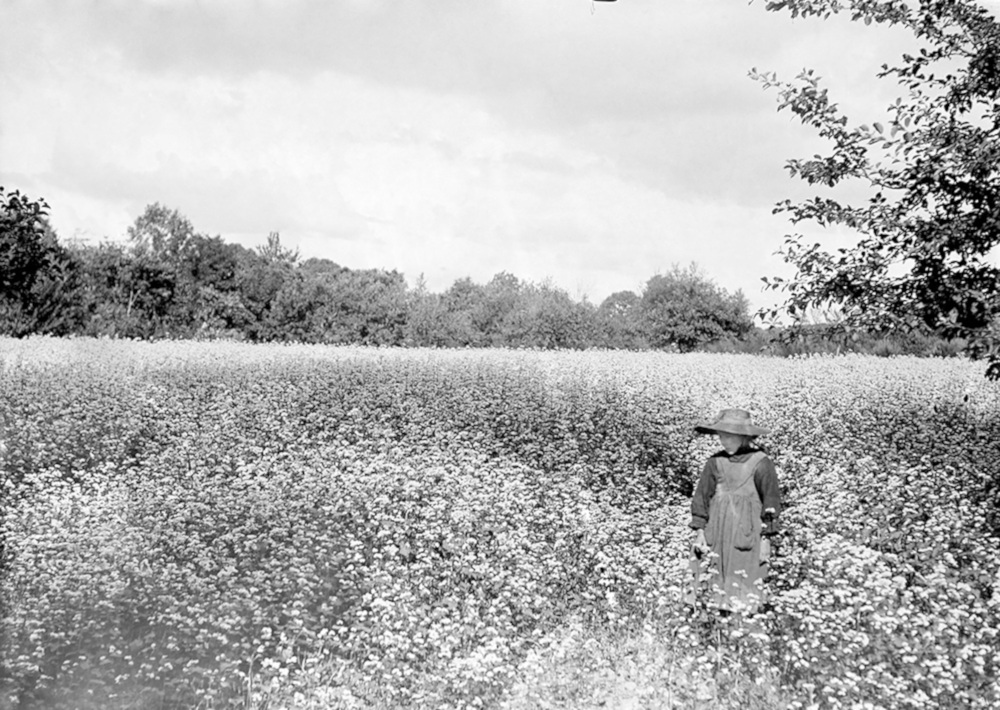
xmin=1 ymin=338 xmax=999 ymax=709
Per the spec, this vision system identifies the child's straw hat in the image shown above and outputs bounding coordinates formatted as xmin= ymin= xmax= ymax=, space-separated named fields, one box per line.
xmin=694 ymin=408 xmax=769 ymax=437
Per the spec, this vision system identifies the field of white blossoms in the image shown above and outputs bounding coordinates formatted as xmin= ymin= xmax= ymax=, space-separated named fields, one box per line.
xmin=1 ymin=338 xmax=999 ymax=710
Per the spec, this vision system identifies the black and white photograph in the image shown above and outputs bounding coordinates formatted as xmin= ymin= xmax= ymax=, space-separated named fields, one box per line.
xmin=2 ymin=1 xmax=999 ymax=708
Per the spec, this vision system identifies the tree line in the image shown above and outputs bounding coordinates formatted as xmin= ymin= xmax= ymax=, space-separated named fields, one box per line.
xmin=0 ymin=189 xmax=973 ymax=358
xmin=1 ymin=191 xmax=756 ymax=351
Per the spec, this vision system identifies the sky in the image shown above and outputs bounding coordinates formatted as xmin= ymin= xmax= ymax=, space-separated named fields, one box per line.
xmin=2 ymin=0 xmax=996 ymax=311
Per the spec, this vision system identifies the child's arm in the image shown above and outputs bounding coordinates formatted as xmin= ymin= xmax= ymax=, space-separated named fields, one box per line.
xmin=754 ymin=458 xmax=781 ymax=535
xmin=689 ymin=458 xmax=716 ymax=532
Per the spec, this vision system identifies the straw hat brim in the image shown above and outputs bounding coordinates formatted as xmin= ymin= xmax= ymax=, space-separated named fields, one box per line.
xmin=694 ymin=422 xmax=769 ymax=437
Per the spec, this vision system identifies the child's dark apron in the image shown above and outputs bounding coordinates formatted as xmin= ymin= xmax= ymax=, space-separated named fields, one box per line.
xmin=704 ymin=450 xmax=767 ymax=612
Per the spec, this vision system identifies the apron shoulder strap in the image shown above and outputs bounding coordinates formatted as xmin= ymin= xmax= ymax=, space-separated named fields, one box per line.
xmin=732 ymin=450 xmax=765 ymax=490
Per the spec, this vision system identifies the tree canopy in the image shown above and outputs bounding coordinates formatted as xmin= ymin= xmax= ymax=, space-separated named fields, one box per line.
xmin=0 ymin=188 xmax=80 ymax=337
xmin=641 ymin=264 xmax=752 ymax=352
xmin=755 ymin=0 xmax=1000 ymax=375
xmin=0 ymin=196 xmax=760 ymax=350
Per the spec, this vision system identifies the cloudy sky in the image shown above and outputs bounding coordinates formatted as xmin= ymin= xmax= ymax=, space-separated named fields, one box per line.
xmin=3 ymin=0 xmax=992 ymax=310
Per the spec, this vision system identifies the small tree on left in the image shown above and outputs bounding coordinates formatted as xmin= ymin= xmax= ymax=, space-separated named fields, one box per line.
xmin=0 ymin=187 xmax=81 ymax=337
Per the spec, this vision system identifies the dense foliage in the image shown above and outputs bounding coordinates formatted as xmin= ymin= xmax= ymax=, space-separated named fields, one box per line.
xmin=755 ymin=0 xmax=1000 ymax=376
xmin=0 ymin=189 xmax=81 ymax=338
xmin=0 ymin=194 xmax=809 ymax=353
xmin=641 ymin=264 xmax=752 ymax=351
xmin=1 ymin=339 xmax=998 ymax=709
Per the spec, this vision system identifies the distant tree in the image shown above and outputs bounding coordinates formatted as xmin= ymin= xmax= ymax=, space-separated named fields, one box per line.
xmin=640 ymin=263 xmax=752 ymax=351
xmin=127 ymin=203 xmax=196 ymax=266
xmin=257 ymin=231 xmax=299 ymax=265
xmin=440 ymin=277 xmax=489 ymax=346
xmin=404 ymin=275 xmax=451 ymax=347
xmin=72 ymin=242 xmax=176 ymax=338
xmin=507 ymin=281 xmax=593 ymax=349
xmin=0 ymin=188 xmax=83 ymax=336
xmin=183 ymin=234 xmax=246 ymax=293
xmin=0 ymin=189 xmax=49 ymax=301
xmin=125 ymin=204 xmax=249 ymax=334
xmin=269 ymin=266 xmax=409 ymax=345
xmin=299 ymin=257 xmax=344 ymax=279
xmin=320 ymin=268 xmax=408 ymax=345
xmin=185 ymin=238 xmax=255 ymax=335
xmin=192 ymin=287 xmax=254 ymax=338
xmin=572 ymin=297 xmax=600 ymax=348
xmin=597 ymin=290 xmax=648 ymax=349
xmin=254 ymin=255 xmax=345 ymax=343
xmin=238 ymin=233 xmax=299 ymax=340
xmin=480 ymin=272 xmax=523 ymax=345
xmin=265 ymin=272 xmax=328 ymax=343
xmin=754 ymin=0 xmax=1000 ymax=376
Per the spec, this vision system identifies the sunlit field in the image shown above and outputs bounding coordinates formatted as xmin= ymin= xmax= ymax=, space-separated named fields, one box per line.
xmin=2 ymin=338 xmax=999 ymax=709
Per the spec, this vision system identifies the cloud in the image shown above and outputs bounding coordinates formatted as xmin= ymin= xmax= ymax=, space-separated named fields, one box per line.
xmin=3 ymin=0 xmax=915 ymax=210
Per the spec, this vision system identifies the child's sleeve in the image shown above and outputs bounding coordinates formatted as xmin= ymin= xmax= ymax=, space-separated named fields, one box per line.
xmin=754 ymin=457 xmax=781 ymax=536
xmin=689 ymin=459 xmax=716 ymax=529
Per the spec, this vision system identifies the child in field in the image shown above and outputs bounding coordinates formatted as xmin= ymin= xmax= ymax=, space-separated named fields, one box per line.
xmin=688 ymin=408 xmax=780 ymax=613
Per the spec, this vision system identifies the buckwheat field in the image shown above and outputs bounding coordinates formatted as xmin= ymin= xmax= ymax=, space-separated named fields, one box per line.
xmin=2 ymin=338 xmax=998 ymax=710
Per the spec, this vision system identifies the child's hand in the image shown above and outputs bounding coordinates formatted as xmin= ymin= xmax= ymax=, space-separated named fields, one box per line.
xmin=760 ymin=537 xmax=771 ymax=564
xmin=693 ymin=529 xmax=707 ymax=556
